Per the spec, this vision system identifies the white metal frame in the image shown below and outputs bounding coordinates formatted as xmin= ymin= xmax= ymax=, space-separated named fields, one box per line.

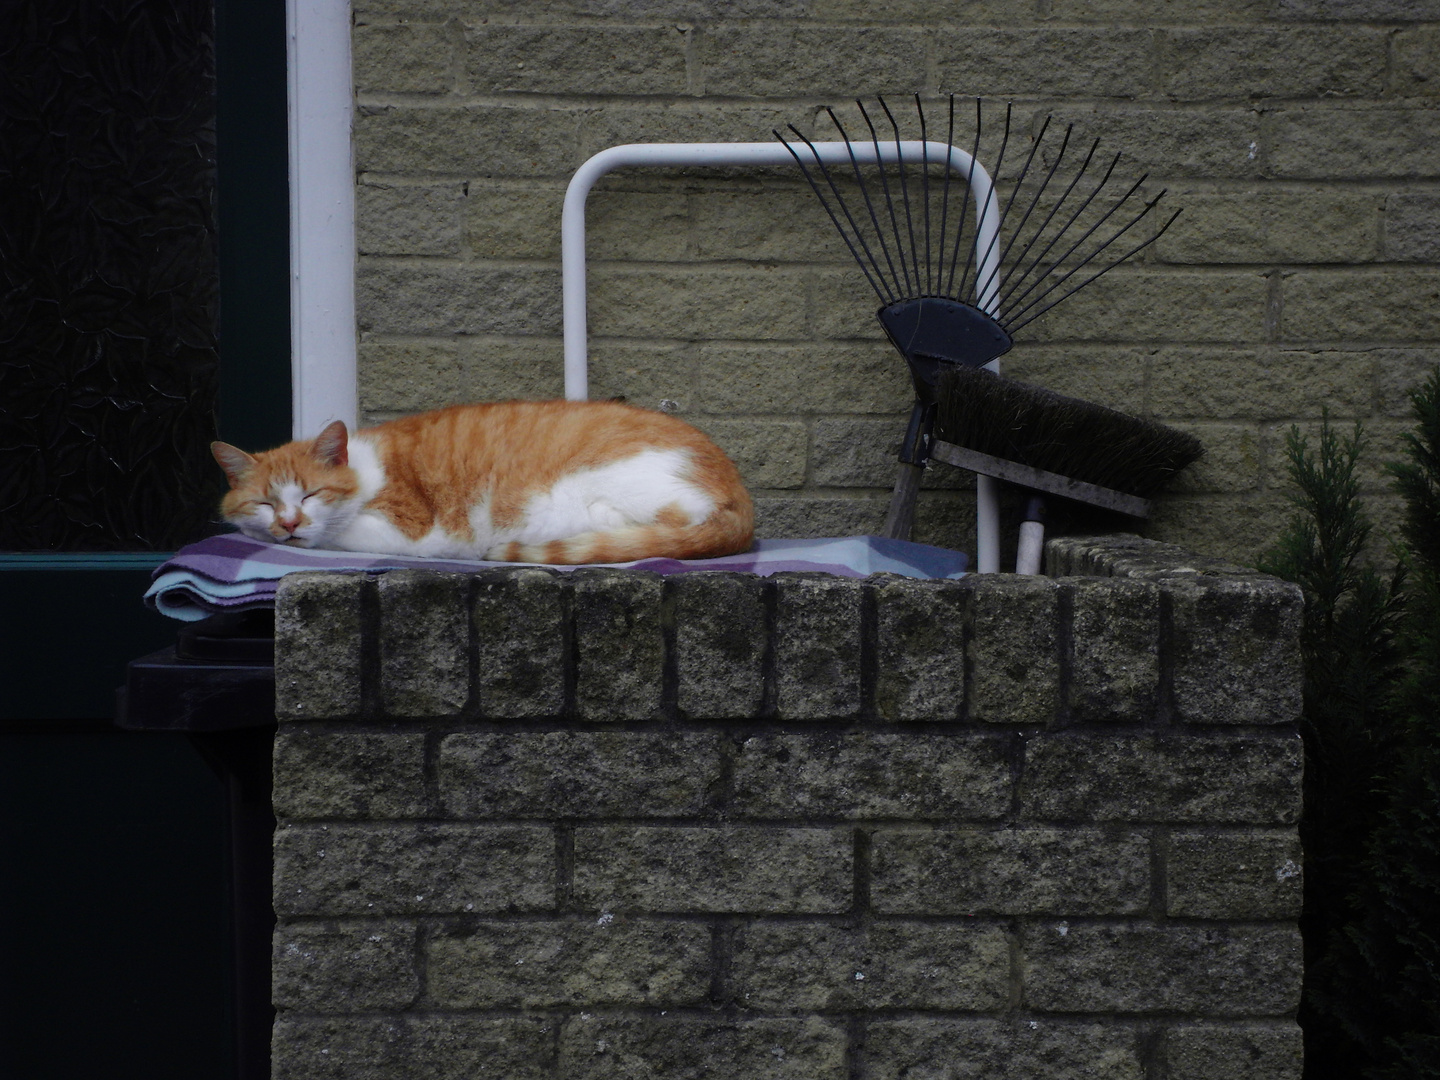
xmin=561 ymin=141 xmax=1004 ymax=572
xmin=287 ymin=0 xmax=358 ymax=439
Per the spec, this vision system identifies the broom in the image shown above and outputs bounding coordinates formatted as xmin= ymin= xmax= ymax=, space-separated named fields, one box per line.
xmin=931 ymin=364 xmax=1203 ymax=573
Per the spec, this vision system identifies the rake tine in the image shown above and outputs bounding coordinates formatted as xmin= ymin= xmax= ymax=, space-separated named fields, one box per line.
xmin=852 ymin=103 xmax=912 ymax=299
xmin=777 ymin=126 xmax=894 ymax=304
xmin=878 ymin=96 xmax=923 ymax=299
xmin=944 ymin=97 xmax=983 ymax=298
xmin=996 ymin=168 xmax=1154 ymax=326
xmin=990 ymin=152 xmax=1123 ymax=321
xmin=958 ymin=101 xmax=1011 ymax=308
xmin=916 ymin=94 xmax=933 ymax=295
xmin=993 ymin=137 xmax=1104 ymax=315
xmin=975 ymin=122 xmax=1073 ymax=310
xmin=971 ymin=112 xmax=1050 ymax=311
xmin=936 ymin=95 xmax=956 ymax=294
xmin=1004 ymin=193 xmax=1174 ymax=334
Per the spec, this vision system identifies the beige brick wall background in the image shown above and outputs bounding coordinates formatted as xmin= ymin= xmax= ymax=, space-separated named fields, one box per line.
xmin=351 ymin=0 xmax=1440 ymax=566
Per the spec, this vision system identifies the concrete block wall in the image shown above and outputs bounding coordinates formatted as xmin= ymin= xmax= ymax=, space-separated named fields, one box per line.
xmin=269 ymin=534 xmax=1305 ymax=1079
xmin=351 ymin=0 xmax=1440 ymax=566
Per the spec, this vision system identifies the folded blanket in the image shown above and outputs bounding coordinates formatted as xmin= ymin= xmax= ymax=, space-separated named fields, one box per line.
xmin=144 ymin=532 xmax=969 ymax=622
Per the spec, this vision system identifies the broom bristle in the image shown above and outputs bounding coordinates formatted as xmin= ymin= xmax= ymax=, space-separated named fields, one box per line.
xmin=933 ymin=366 xmax=1204 ymax=499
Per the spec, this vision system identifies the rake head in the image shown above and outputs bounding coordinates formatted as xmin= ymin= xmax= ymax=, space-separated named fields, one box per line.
xmin=776 ymin=96 xmax=1181 ymax=397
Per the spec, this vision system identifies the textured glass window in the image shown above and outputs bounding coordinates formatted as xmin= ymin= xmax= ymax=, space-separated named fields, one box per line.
xmin=0 ymin=0 xmax=222 ymax=551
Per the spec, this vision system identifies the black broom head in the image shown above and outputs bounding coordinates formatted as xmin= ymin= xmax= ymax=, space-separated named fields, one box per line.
xmin=933 ymin=365 xmax=1204 ymax=501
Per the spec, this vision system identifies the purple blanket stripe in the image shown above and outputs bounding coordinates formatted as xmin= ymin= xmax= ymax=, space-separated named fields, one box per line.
xmin=144 ymin=532 xmax=968 ymax=621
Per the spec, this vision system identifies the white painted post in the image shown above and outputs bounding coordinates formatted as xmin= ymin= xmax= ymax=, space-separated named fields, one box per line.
xmin=287 ymin=0 xmax=357 ymax=439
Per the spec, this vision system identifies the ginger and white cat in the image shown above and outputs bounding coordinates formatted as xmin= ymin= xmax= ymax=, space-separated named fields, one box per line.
xmin=210 ymin=400 xmax=754 ymax=564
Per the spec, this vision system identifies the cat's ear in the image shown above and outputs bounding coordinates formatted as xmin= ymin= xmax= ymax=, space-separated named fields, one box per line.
xmin=211 ymin=441 xmax=256 ymax=488
xmin=312 ymin=420 xmax=349 ymax=467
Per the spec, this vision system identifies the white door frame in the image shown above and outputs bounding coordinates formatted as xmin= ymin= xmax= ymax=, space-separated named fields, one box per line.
xmin=287 ymin=0 xmax=357 ymax=439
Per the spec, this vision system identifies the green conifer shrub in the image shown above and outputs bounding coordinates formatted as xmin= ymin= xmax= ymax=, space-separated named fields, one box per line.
xmin=1260 ymin=369 xmax=1440 ymax=1080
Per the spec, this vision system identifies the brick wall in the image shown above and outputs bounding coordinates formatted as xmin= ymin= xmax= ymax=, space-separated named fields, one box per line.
xmin=350 ymin=0 xmax=1440 ymax=565
xmin=269 ymin=534 xmax=1305 ymax=1078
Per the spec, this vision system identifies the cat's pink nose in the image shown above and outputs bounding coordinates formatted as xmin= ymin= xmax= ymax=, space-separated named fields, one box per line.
xmin=276 ymin=511 xmax=301 ymax=532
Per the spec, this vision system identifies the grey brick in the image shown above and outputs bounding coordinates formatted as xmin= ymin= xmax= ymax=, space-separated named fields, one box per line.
xmin=1157 ymin=28 xmax=1386 ymax=100
xmin=1036 ymin=107 xmax=1265 ymax=180
xmin=671 ymin=573 xmax=766 ymax=719
xmin=573 ymin=826 xmax=852 ymax=913
xmin=699 ymin=26 xmax=926 ymax=97
xmin=1019 ymin=735 xmax=1302 ymax=824
xmin=1167 ymin=1023 xmax=1304 ymax=1080
xmin=1166 ymin=577 xmax=1302 ymax=725
xmin=427 ymin=918 xmax=711 ymax=1008
xmin=691 ymin=187 xmax=849 ymax=264
xmin=872 ymin=827 xmax=1151 ymax=916
xmin=1155 ymin=190 xmax=1380 ymax=265
xmin=273 ymin=732 xmax=430 ymax=819
xmin=571 ymin=569 xmax=664 ymax=721
xmin=464 ymin=181 xmax=563 ymax=260
xmin=587 ymin=265 xmax=809 ymax=342
xmin=694 ymin=343 xmax=912 ymax=417
xmin=1375 ymin=349 xmax=1440 ymax=418
xmin=356 ymin=182 xmax=464 ymax=257
xmin=356 ymin=263 xmax=561 ymax=337
xmin=1069 ymin=579 xmax=1160 ymax=722
xmin=580 ymin=104 xmax=801 ymax=159
xmin=1386 ymin=192 xmax=1440 ymax=262
xmin=438 ymin=731 xmax=723 ymax=818
xmin=1167 ymin=831 xmax=1303 ymax=919
xmin=935 ymin=29 xmax=1154 ymax=97
xmin=273 ymin=922 xmax=418 ymax=1011
xmin=274 ymin=572 xmax=365 ymax=720
xmin=358 ymin=339 xmax=565 ymax=415
xmin=863 ymin=1019 xmax=1145 ymax=1080
xmin=731 ymin=921 xmax=1010 ymax=1011
xmin=353 ymin=24 xmax=454 ymax=95
xmin=967 ymin=576 xmax=1060 ymax=725
xmin=872 ymin=576 xmax=966 ymax=721
xmin=558 ymin=1015 xmax=847 ymax=1080
xmin=1277 ymin=0 xmax=1438 ymax=24
xmin=466 ymin=26 xmax=687 ymax=95
xmin=1392 ymin=27 xmax=1440 ymax=100
xmin=586 ymin=343 xmax=698 ymax=415
xmin=1022 ymin=269 xmax=1270 ymax=345
xmin=732 ymin=734 xmax=1010 ymax=820
xmin=694 ymin=417 xmax=808 ymax=490
xmin=1162 ymin=423 xmax=1260 ymax=496
xmin=355 ymin=104 xmax=579 ymax=176
xmin=271 ymin=1017 xmax=556 ymax=1080
xmin=1022 ymin=922 xmax=1302 ymax=1015
xmin=1280 ymin=269 xmax=1440 ymax=343
xmin=754 ymin=494 xmax=889 ymax=541
xmin=773 ymin=573 xmax=864 ymax=720
xmin=588 ymin=188 xmax=692 ymax=262
xmin=376 ymin=571 xmax=470 ymax=718
xmin=1147 ymin=348 xmax=1376 ymax=420
xmin=472 ymin=566 xmax=566 ymax=718
xmin=273 ymin=824 xmax=554 ymax=916
xmin=1267 ymin=107 xmax=1440 ymax=180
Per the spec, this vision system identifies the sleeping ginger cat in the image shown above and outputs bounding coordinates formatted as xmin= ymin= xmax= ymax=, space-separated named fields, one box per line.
xmin=210 ymin=400 xmax=754 ymax=564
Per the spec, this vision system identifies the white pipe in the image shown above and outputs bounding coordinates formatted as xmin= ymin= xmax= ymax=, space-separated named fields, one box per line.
xmin=287 ymin=0 xmax=358 ymax=439
xmin=560 ymin=139 xmax=1003 ymax=571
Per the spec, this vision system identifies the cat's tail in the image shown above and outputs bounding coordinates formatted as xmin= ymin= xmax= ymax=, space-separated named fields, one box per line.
xmin=490 ymin=497 xmax=755 ymax=566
